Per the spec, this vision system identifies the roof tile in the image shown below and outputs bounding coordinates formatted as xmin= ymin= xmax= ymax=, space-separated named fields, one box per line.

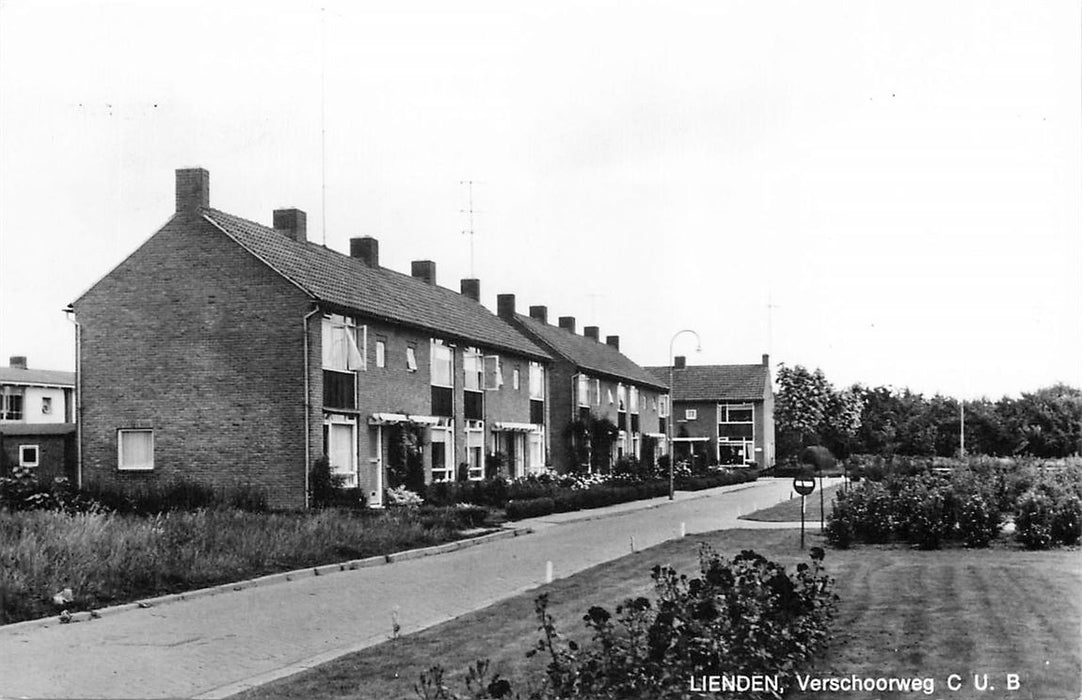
xmin=516 ymin=314 xmax=666 ymax=389
xmin=644 ymin=364 xmax=769 ymax=401
xmin=202 ymin=209 xmax=550 ymax=360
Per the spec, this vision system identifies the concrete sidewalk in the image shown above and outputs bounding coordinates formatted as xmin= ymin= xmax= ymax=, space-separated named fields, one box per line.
xmin=0 ymin=477 xmax=821 ymax=699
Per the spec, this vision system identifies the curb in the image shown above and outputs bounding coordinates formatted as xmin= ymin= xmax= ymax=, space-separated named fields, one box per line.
xmin=1 ymin=527 xmax=532 ymax=634
xmin=505 ymin=480 xmax=769 ymax=528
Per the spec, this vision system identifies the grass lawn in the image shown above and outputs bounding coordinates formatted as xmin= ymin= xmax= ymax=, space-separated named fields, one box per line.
xmin=740 ymin=483 xmax=846 ymax=522
xmin=0 ymin=506 xmax=488 ymax=625
xmin=236 ymin=529 xmax=1081 ymax=700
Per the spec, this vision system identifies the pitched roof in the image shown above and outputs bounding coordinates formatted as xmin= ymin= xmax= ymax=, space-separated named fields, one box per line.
xmin=514 ymin=314 xmax=667 ymax=390
xmin=644 ymin=364 xmax=770 ymax=401
xmin=202 ymin=209 xmax=550 ymax=361
xmin=0 ymin=367 xmax=74 ymax=387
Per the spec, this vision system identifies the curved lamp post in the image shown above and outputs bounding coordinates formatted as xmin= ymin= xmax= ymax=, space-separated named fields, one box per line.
xmin=668 ymin=329 xmax=702 ymax=500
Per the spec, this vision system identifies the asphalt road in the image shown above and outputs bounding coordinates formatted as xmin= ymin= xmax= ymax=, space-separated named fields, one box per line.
xmin=0 ymin=477 xmax=814 ymax=699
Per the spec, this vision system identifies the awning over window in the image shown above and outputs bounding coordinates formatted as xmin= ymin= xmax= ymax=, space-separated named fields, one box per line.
xmin=492 ymin=421 xmax=539 ymax=433
xmin=643 ymin=432 xmax=666 ymax=439
xmin=368 ymin=413 xmax=444 ymax=427
xmin=672 ymin=436 xmax=711 ymax=442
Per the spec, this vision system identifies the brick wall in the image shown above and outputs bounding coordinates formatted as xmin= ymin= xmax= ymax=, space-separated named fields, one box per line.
xmin=74 ymin=212 xmax=315 ymax=509
xmin=0 ymin=431 xmax=74 ymax=482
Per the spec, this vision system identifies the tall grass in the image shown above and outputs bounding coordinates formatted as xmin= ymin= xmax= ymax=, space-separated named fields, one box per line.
xmin=0 ymin=508 xmax=470 ymax=625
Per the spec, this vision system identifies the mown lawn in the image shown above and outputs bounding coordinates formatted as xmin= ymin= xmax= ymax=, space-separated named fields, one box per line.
xmin=237 ymin=529 xmax=1081 ymax=700
xmin=740 ymin=483 xmax=845 ymax=522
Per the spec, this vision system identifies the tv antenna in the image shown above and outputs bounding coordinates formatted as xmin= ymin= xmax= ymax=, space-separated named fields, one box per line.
xmin=766 ymin=293 xmax=781 ymax=354
xmin=320 ymin=5 xmax=328 ymax=245
xmin=460 ymin=180 xmax=482 ymax=277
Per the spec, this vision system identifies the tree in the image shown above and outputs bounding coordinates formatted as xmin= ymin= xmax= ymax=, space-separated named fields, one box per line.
xmin=774 ymin=364 xmax=832 ymax=458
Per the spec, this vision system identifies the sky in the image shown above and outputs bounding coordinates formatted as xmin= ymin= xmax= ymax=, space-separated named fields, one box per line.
xmin=0 ymin=0 xmax=1079 ymax=401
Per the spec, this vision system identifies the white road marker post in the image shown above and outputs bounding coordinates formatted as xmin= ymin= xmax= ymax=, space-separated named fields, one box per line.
xmin=679 ymin=522 xmax=687 ymax=537
xmin=545 ymin=561 xmax=553 ymax=584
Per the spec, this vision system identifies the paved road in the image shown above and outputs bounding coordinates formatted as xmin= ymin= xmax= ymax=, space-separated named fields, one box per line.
xmin=0 ymin=478 xmax=822 ymax=699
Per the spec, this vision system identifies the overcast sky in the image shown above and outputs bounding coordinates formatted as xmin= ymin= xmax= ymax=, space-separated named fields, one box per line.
xmin=1 ymin=0 xmax=1079 ymax=400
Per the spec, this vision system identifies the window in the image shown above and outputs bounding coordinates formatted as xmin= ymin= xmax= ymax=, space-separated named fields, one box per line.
xmin=527 ymin=429 xmax=544 ymax=474
xmin=629 ymin=386 xmax=640 ymax=414
xmin=1 ymin=389 xmax=23 ymax=420
xmin=718 ymin=404 xmax=754 ymax=465
xmin=375 ymin=340 xmax=386 ymax=368
xmin=41 ymin=397 xmax=53 ymax=415
xmin=118 ymin=429 xmax=154 ymax=471
xmin=529 ymin=362 xmax=544 ymax=400
xmin=18 ymin=444 xmax=39 ymax=467
xmin=659 ymin=395 xmax=670 ymax=418
xmin=466 ymin=426 xmax=484 ymax=480
xmin=513 ymin=368 xmax=520 ymax=391
xmin=617 ymin=384 xmax=627 ymax=412
xmin=430 ymin=341 xmax=451 ymax=385
xmin=685 ymin=409 xmax=697 ymax=421
xmin=322 ymin=315 xmax=365 ymax=371
xmin=430 ymin=427 xmax=453 ymax=482
xmin=607 ymin=388 xmax=614 ymax=405
xmin=406 ymin=346 xmax=418 ymax=372
xmin=577 ymin=374 xmax=591 ymax=407
xmin=593 ymin=379 xmax=601 ymax=406
xmin=325 ymin=420 xmax=357 ymax=487
xmin=484 ymin=355 xmax=503 ymax=390
xmin=464 ymin=348 xmax=484 ymax=391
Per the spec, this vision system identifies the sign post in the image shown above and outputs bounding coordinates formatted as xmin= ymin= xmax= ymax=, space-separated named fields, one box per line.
xmin=793 ymin=475 xmax=816 ymax=550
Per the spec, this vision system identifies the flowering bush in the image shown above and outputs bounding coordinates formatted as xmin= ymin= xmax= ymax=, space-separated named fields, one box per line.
xmin=418 ymin=546 xmax=837 ymax=699
xmin=385 ymin=486 xmax=424 ymax=507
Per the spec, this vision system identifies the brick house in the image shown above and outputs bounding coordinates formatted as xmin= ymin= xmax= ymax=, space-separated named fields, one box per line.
xmin=69 ymin=168 xmax=552 ymax=509
xmin=0 ymin=356 xmax=76 ymax=481
xmin=645 ymin=355 xmax=775 ymax=468
xmin=498 ymin=298 xmax=669 ymax=472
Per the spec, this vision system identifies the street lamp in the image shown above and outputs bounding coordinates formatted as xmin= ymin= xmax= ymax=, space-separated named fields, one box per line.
xmin=668 ymin=329 xmax=702 ymax=500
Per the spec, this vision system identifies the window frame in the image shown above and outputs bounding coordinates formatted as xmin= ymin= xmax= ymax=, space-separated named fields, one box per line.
xmin=18 ymin=444 xmax=39 ymax=468
xmin=118 ymin=429 xmax=155 ymax=471
xmin=375 ymin=339 xmax=386 ymax=368
xmin=684 ymin=408 xmax=697 ymax=421
xmin=406 ymin=345 xmax=418 ymax=372
xmin=529 ymin=362 xmax=545 ymax=400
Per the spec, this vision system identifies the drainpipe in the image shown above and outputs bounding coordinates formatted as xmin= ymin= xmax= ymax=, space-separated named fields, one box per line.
xmin=302 ymin=306 xmax=321 ymax=509
xmin=64 ymin=307 xmax=82 ymax=488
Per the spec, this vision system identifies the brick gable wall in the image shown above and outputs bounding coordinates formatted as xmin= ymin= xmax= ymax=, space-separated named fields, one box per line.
xmin=74 ymin=212 xmax=315 ymax=509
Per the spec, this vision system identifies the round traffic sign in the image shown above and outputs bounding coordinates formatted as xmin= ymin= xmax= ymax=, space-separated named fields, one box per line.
xmin=793 ymin=477 xmax=815 ymax=496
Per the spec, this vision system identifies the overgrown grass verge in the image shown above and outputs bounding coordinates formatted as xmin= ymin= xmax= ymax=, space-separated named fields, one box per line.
xmin=0 ymin=506 xmax=485 ymax=625
xmin=236 ymin=530 xmax=1081 ymax=700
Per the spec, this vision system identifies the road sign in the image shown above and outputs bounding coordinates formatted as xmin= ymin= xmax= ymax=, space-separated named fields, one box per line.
xmin=793 ymin=477 xmax=815 ymax=496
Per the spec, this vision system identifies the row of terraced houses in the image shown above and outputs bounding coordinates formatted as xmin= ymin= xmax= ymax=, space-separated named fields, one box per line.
xmin=55 ymin=168 xmax=774 ymax=509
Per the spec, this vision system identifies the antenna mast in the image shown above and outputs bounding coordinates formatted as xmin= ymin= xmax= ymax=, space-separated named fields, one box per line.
xmin=460 ymin=180 xmax=477 ymax=277
xmin=320 ymin=6 xmax=327 ymax=245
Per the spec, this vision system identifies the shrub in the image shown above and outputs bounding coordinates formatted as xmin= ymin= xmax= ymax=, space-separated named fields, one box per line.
xmin=1015 ymin=490 xmax=1055 ymax=549
xmin=1051 ymin=494 xmax=1082 ymax=545
xmin=422 ymin=546 xmax=838 ymax=699
xmin=386 ymin=486 xmax=424 ymax=507
xmin=957 ymin=492 xmax=1002 ymax=548
xmin=825 ymin=492 xmax=856 ymax=549
xmin=505 ymin=497 xmax=555 ymax=520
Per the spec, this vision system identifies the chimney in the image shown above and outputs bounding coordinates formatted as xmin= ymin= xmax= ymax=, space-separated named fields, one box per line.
xmin=674 ymin=355 xmax=687 ymax=369
xmin=9 ymin=356 xmax=27 ymax=370
xmin=529 ymin=305 xmax=548 ymax=324
xmin=497 ymin=294 xmax=516 ymax=320
xmin=584 ymin=326 xmax=600 ymax=341
xmin=411 ymin=260 xmax=436 ymax=285
xmin=350 ymin=237 xmax=379 ymax=267
xmin=273 ymin=209 xmax=307 ymax=243
xmin=460 ymin=278 xmax=480 ymax=302
xmin=762 ymin=353 xmax=770 ymax=367
xmin=605 ymin=335 xmax=620 ymax=350
xmin=175 ymin=168 xmax=209 ymax=212
xmin=558 ymin=316 xmax=576 ymax=333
